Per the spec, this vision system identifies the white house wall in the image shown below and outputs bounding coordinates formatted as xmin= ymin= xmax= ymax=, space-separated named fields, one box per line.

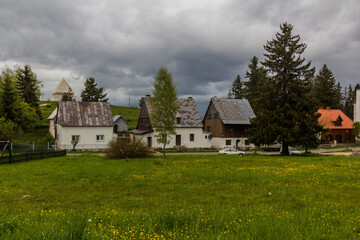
xmin=56 ymin=125 xmax=115 ymax=150
xmin=211 ymin=137 xmax=249 ymax=149
xmin=354 ymin=89 xmax=360 ymax=122
xmin=142 ymin=128 xmax=211 ymax=148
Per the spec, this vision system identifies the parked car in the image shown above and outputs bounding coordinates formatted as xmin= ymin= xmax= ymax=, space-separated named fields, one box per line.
xmin=219 ymin=148 xmax=246 ymax=155
xmin=280 ymin=147 xmax=301 ymax=155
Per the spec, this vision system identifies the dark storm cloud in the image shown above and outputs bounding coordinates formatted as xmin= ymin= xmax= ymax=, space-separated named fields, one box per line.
xmin=0 ymin=0 xmax=359 ymax=114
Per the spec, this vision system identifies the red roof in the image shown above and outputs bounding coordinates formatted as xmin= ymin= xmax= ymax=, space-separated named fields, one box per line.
xmin=317 ymin=107 xmax=353 ymax=129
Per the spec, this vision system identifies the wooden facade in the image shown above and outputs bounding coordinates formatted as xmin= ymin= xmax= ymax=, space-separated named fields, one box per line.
xmin=136 ymin=100 xmax=153 ymax=131
xmin=203 ymin=101 xmax=251 ymax=138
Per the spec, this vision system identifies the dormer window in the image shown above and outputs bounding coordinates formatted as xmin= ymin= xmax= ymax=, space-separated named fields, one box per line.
xmin=176 ymin=117 xmax=181 ymax=124
xmin=333 ymin=116 xmax=342 ymax=126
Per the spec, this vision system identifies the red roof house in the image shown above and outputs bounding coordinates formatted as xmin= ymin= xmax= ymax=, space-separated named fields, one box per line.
xmin=317 ymin=107 xmax=355 ymax=144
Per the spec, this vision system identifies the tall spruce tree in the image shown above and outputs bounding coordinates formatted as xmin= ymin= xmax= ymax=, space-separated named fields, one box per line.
xmin=252 ymin=22 xmax=319 ymax=155
xmin=81 ymin=77 xmax=109 ymax=102
xmin=16 ymin=64 xmax=42 ymax=119
xmin=312 ymin=64 xmax=342 ymax=109
xmin=0 ymin=68 xmax=38 ymax=131
xmin=151 ymin=67 xmax=179 ymax=158
xmin=243 ymin=56 xmax=267 ymax=114
xmin=229 ymin=75 xmax=244 ymax=99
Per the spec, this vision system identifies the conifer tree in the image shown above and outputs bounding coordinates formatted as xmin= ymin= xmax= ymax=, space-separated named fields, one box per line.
xmin=312 ymin=64 xmax=342 ymax=109
xmin=81 ymin=77 xmax=109 ymax=102
xmin=16 ymin=64 xmax=42 ymax=119
xmin=251 ymin=22 xmax=320 ymax=155
xmin=0 ymin=68 xmax=38 ymax=131
xmin=151 ymin=67 xmax=179 ymax=158
xmin=243 ymin=56 xmax=267 ymax=114
xmin=230 ymin=75 xmax=244 ymax=99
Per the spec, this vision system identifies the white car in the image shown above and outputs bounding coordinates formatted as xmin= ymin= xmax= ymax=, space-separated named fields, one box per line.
xmin=289 ymin=147 xmax=301 ymax=155
xmin=280 ymin=147 xmax=302 ymax=155
xmin=219 ymin=148 xmax=246 ymax=155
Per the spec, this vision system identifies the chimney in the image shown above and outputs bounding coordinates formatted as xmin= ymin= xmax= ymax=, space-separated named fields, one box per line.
xmin=326 ymin=106 xmax=331 ymax=110
xmin=146 ymin=94 xmax=151 ymax=98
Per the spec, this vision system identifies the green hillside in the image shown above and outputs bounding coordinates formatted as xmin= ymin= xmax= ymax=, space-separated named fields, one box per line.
xmin=14 ymin=101 xmax=140 ymax=144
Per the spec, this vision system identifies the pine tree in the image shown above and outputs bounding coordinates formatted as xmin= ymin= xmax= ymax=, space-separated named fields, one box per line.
xmin=61 ymin=90 xmax=75 ymax=101
xmin=0 ymin=68 xmax=38 ymax=131
xmin=230 ymin=75 xmax=244 ymax=99
xmin=0 ymin=68 xmax=18 ymax=121
xmin=312 ymin=64 xmax=342 ymax=109
xmin=243 ymin=56 xmax=267 ymax=114
xmin=81 ymin=77 xmax=109 ymax=102
xmin=16 ymin=64 xmax=42 ymax=119
xmin=251 ymin=22 xmax=320 ymax=155
xmin=151 ymin=67 xmax=179 ymax=158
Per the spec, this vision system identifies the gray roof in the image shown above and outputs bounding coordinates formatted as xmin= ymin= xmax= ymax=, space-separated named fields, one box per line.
xmin=144 ymin=96 xmax=203 ymax=128
xmin=58 ymin=101 xmax=114 ymax=127
xmin=211 ymin=97 xmax=255 ymax=124
xmin=113 ymin=115 xmax=129 ymax=125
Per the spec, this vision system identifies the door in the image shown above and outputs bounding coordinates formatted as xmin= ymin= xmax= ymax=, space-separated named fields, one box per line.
xmin=147 ymin=137 xmax=152 ymax=147
xmin=176 ymin=135 xmax=181 ymax=146
xmin=236 ymin=140 xmax=240 ymax=147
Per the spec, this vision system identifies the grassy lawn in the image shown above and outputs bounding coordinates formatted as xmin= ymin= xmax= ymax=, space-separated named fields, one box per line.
xmin=0 ymin=154 xmax=359 ymax=239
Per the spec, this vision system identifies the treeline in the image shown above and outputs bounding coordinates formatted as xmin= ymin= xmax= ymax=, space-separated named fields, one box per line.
xmin=228 ymin=55 xmax=359 ymax=121
xmin=0 ymin=65 xmax=42 ymax=141
xmin=227 ymin=23 xmax=359 ymax=154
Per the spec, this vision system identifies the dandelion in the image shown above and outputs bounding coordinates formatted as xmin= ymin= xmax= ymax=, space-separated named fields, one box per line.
xmin=88 ymin=219 xmax=92 ymax=222
xmin=269 ymin=192 xmax=271 ymax=195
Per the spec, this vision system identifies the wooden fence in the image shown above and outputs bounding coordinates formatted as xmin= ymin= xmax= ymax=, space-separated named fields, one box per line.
xmin=0 ymin=150 xmax=66 ymax=164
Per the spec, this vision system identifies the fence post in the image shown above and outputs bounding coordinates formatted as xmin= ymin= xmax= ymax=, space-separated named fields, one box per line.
xmin=48 ymin=142 xmax=49 ymax=150
xmin=11 ymin=142 xmax=13 ymax=151
xmin=32 ymin=142 xmax=35 ymax=151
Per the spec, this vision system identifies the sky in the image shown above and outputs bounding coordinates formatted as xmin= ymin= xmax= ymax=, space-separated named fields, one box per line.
xmin=0 ymin=0 xmax=359 ymax=115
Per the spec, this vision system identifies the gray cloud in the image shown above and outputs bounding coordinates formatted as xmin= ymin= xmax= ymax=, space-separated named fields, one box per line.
xmin=0 ymin=0 xmax=359 ymax=115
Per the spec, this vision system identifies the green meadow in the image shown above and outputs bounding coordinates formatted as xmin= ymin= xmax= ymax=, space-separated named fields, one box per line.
xmin=0 ymin=154 xmax=359 ymax=239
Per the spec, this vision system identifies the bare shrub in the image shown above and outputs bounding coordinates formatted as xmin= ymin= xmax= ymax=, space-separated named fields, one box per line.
xmin=106 ymin=136 xmax=152 ymax=159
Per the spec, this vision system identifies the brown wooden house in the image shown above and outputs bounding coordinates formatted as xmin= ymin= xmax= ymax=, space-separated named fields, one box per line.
xmin=318 ymin=107 xmax=355 ymax=144
xmin=203 ymin=97 xmax=255 ymax=148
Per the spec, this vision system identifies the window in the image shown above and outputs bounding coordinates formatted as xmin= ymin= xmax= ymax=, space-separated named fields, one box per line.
xmin=207 ymin=114 xmax=212 ymax=119
xmin=190 ymin=134 xmax=194 ymax=141
xmin=72 ymin=135 xmax=80 ymax=142
xmin=207 ymin=126 xmax=210 ymax=132
xmin=96 ymin=135 xmax=104 ymax=141
xmin=214 ymin=114 xmax=218 ymax=119
xmin=333 ymin=117 xmax=342 ymax=126
xmin=176 ymin=117 xmax=181 ymax=124
xmin=226 ymin=140 xmax=231 ymax=146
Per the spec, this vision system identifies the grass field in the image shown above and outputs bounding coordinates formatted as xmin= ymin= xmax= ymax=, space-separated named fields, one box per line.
xmin=0 ymin=154 xmax=360 ymax=239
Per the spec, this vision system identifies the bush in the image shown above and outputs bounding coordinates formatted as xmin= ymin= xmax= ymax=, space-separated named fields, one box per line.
xmin=106 ymin=136 xmax=152 ymax=159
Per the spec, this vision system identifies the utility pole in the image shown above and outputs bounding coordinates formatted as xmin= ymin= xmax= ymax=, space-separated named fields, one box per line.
xmin=129 ymin=93 xmax=130 ymax=107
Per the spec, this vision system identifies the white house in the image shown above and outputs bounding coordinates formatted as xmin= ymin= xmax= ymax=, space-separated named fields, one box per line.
xmin=132 ymin=95 xmax=211 ymax=148
xmin=55 ymin=101 xmax=115 ymax=150
xmin=113 ymin=115 xmax=129 ymax=132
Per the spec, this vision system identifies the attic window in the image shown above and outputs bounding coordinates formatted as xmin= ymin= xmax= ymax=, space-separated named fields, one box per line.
xmin=176 ymin=117 xmax=181 ymax=124
xmin=214 ymin=114 xmax=218 ymax=119
xmin=333 ymin=117 xmax=342 ymax=126
xmin=208 ymin=114 xmax=212 ymax=119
